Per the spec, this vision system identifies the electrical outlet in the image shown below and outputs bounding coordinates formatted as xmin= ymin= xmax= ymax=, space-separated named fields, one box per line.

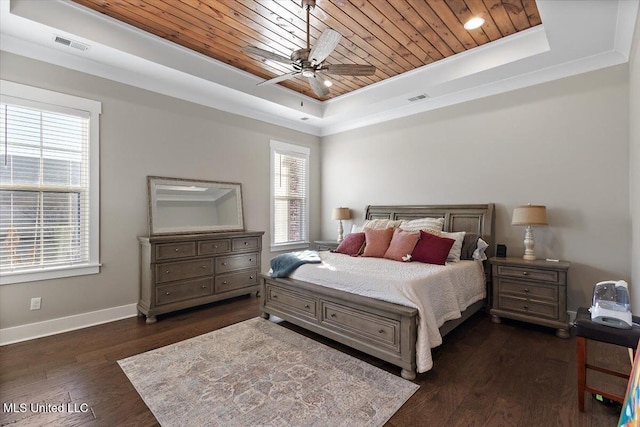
xmin=30 ymin=297 xmax=41 ymax=310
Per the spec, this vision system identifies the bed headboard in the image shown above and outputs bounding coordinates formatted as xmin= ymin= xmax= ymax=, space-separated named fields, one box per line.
xmin=365 ymin=204 xmax=496 ymax=259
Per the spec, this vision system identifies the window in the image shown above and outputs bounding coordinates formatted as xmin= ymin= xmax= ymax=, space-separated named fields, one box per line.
xmin=0 ymin=81 xmax=101 ymax=284
xmin=270 ymin=140 xmax=309 ymax=251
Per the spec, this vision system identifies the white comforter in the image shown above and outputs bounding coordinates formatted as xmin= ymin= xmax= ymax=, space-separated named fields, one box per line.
xmin=289 ymin=252 xmax=486 ymax=373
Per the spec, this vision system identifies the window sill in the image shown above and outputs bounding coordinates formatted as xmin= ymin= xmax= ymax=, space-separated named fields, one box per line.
xmin=0 ymin=263 xmax=101 ymax=285
xmin=270 ymin=242 xmax=310 ymax=252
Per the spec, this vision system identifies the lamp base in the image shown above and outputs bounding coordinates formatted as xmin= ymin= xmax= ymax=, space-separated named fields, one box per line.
xmin=337 ymin=220 xmax=344 ymax=243
xmin=522 ymin=225 xmax=536 ymax=260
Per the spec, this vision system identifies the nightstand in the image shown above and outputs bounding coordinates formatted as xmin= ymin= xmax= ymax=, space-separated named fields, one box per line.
xmin=489 ymin=257 xmax=570 ymax=338
xmin=314 ymin=240 xmax=339 ymax=251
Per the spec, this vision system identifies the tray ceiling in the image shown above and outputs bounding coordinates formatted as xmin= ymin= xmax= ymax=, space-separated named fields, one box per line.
xmin=0 ymin=0 xmax=637 ymax=136
xmin=70 ymin=0 xmax=542 ymax=101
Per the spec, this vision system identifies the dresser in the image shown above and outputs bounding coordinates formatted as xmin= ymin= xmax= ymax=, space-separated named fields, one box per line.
xmin=489 ymin=257 xmax=570 ymax=338
xmin=138 ymin=231 xmax=264 ymax=323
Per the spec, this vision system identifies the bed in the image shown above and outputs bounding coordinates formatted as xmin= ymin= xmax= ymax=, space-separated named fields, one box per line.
xmin=259 ymin=204 xmax=495 ymax=380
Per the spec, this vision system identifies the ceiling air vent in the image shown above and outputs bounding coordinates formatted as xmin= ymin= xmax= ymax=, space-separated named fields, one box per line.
xmin=408 ymin=94 xmax=429 ymax=102
xmin=53 ymin=35 xmax=90 ymax=51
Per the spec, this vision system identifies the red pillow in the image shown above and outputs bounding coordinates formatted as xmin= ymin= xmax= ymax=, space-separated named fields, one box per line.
xmin=362 ymin=227 xmax=394 ymax=258
xmin=412 ymin=231 xmax=455 ymax=265
xmin=333 ymin=232 xmax=365 ymax=256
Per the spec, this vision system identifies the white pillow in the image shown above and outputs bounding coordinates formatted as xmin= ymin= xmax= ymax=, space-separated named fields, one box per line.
xmin=351 ymin=223 xmax=363 ymax=233
xmin=472 ymin=238 xmax=489 ymax=261
xmin=440 ymin=231 xmax=466 ymax=262
xmin=399 ymin=217 xmax=445 ymax=234
xmin=362 ymin=218 xmax=403 ymax=230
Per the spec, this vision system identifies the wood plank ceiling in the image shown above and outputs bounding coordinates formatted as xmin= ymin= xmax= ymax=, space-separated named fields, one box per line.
xmin=71 ymin=0 xmax=542 ymax=100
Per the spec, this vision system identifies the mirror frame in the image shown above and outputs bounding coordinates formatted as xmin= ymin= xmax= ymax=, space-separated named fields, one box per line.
xmin=147 ymin=176 xmax=245 ymax=236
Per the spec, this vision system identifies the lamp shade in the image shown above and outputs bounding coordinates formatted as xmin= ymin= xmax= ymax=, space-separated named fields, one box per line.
xmin=512 ymin=204 xmax=548 ymax=226
xmin=332 ymin=207 xmax=351 ymax=220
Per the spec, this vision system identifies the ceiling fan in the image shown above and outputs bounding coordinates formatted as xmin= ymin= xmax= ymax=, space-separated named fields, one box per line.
xmin=243 ymin=0 xmax=376 ymax=98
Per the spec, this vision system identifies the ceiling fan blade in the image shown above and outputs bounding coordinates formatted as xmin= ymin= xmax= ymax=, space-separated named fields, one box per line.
xmin=308 ymin=75 xmax=329 ymax=98
xmin=320 ymin=64 xmax=377 ymax=76
xmin=308 ymin=29 xmax=341 ymax=65
xmin=243 ymin=45 xmax=291 ymax=64
xmin=257 ymin=71 xmax=299 ymax=86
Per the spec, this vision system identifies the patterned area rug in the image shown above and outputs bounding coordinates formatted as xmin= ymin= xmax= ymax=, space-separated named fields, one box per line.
xmin=118 ymin=317 xmax=418 ymax=426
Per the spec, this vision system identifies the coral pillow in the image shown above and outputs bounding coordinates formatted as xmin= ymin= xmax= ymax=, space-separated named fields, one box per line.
xmin=384 ymin=228 xmax=420 ymax=261
xmin=333 ymin=232 xmax=365 ymax=256
xmin=412 ymin=231 xmax=455 ymax=265
xmin=362 ymin=227 xmax=394 ymax=258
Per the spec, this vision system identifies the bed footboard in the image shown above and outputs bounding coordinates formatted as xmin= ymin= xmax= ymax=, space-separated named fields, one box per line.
xmin=260 ymin=274 xmax=418 ymax=379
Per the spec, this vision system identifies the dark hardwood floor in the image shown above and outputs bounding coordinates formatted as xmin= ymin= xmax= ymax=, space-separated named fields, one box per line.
xmin=0 ymin=295 xmax=628 ymax=426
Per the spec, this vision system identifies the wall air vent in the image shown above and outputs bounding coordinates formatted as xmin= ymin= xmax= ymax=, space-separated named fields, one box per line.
xmin=408 ymin=94 xmax=429 ymax=102
xmin=53 ymin=35 xmax=90 ymax=51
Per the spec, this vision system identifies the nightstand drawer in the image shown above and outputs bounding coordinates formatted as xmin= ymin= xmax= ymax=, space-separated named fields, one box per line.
xmin=496 ymin=265 xmax=559 ymax=283
xmin=497 ymin=278 xmax=558 ymax=302
xmin=498 ymin=295 xmax=558 ymax=319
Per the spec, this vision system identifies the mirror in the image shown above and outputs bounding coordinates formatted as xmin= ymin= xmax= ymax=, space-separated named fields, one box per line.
xmin=147 ymin=176 xmax=244 ymax=235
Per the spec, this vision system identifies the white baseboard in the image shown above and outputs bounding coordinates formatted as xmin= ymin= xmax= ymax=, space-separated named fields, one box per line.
xmin=0 ymin=303 xmax=138 ymax=346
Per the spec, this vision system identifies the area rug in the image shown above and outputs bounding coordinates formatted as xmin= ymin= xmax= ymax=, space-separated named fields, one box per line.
xmin=118 ymin=317 xmax=418 ymax=426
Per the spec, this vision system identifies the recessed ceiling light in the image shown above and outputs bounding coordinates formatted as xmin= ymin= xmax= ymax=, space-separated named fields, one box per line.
xmin=464 ymin=17 xmax=485 ymax=30
xmin=323 ymin=79 xmax=333 ymax=87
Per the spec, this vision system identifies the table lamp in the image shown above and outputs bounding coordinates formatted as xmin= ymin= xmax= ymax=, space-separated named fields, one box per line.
xmin=332 ymin=207 xmax=351 ymax=242
xmin=511 ymin=204 xmax=548 ymax=260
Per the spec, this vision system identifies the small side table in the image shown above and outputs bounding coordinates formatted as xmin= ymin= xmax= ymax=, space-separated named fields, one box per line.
xmin=575 ymin=306 xmax=640 ymax=411
xmin=314 ymin=240 xmax=339 ymax=251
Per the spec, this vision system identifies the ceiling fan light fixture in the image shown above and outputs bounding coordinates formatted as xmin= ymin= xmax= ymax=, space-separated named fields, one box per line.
xmin=302 ymin=69 xmax=315 ymax=78
xmin=464 ymin=16 xmax=485 ymax=30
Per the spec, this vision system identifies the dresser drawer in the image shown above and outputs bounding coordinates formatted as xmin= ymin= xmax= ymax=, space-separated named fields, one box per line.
xmin=155 ymin=242 xmax=196 ymax=261
xmin=155 ymin=259 xmax=214 ymax=284
xmin=216 ymin=253 xmax=258 ymax=273
xmin=156 ymin=278 xmax=213 ymax=305
xmin=215 ymin=270 xmax=258 ymax=293
xmin=232 ymin=237 xmax=260 ymax=252
xmin=498 ymin=295 xmax=558 ymax=319
xmin=496 ymin=265 xmax=559 ymax=284
xmin=497 ymin=278 xmax=558 ymax=302
xmin=267 ymin=285 xmax=317 ymax=317
xmin=198 ymin=239 xmax=230 ymax=255
xmin=321 ymin=302 xmax=400 ymax=349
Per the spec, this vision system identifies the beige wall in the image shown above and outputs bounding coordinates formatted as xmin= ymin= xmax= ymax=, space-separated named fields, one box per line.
xmin=321 ymin=65 xmax=630 ymax=312
xmin=0 ymin=52 xmax=321 ymax=329
xmin=631 ymin=11 xmax=640 ymax=314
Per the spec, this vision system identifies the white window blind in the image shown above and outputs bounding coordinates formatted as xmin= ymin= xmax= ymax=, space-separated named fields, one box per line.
xmin=270 ymin=141 xmax=309 ymax=250
xmin=0 ymin=81 xmax=101 ymax=284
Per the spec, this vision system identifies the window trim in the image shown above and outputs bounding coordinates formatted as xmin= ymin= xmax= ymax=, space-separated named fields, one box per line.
xmin=269 ymin=140 xmax=310 ymax=252
xmin=0 ymin=80 xmax=101 ymax=285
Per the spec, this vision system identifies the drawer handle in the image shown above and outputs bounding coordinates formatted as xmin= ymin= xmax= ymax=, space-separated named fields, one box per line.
xmin=524 ymin=305 xmax=529 ymax=310
xmin=378 ymin=329 xmax=384 ymax=334
xmin=249 ymin=276 xmax=254 ymax=280
xmin=223 ymin=281 xmax=228 ymax=285
xmin=244 ymin=241 xmax=248 ymax=245
xmin=305 ymin=304 xmax=310 ymax=309
xmin=201 ymin=265 xmax=207 ymax=269
xmin=222 ymin=262 xmax=228 ymax=266
xmin=330 ymin=313 xmax=336 ymax=318
xmin=249 ymin=258 xmax=253 ymax=262
xmin=165 ymin=291 xmax=171 ymax=295
xmin=165 ymin=270 xmax=170 ymax=274
xmin=175 ymin=248 xmax=179 ymax=252
xmin=273 ymin=295 xmax=278 ymax=299
xmin=201 ymin=285 xmax=206 ymax=289
xmin=214 ymin=245 xmax=218 ymax=249
xmin=524 ymin=288 xmax=530 ymax=293
xmin=523 ymin=271 xmax=529 ymax=276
